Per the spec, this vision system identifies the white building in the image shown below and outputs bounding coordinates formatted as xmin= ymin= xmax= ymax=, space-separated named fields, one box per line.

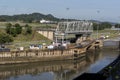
xmin=40 ymin=19 xmax=57 ymax=24
xmin=111 ymin=26 xmax=120 ymax=30
xmin=40 ymin=19 xmax=50 ymax=23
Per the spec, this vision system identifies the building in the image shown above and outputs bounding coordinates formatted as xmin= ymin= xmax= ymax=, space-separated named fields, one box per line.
xmin=40 ymin=19 xmax=50 ymax=24
xmin=40 ymin=19 xmax=57 ymax=24
xmin=111 ymin=26 xmax=120 ymax=30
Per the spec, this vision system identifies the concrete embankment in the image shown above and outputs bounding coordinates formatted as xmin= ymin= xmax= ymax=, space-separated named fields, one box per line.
xmin=103 ymin=39 xmax=120 ymax=49
xmin=0 ymin=49 xmax=86 ymax=65
xmin=0 ymin=40 xmax=102 ymax=64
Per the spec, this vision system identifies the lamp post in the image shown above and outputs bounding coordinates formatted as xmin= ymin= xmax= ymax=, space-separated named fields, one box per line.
xmin=65 ymin=8 xmax=69 ymax=43
xmin=118 ymin=18 xmax=120 ymax=36
xmin=97 ymin=23 xmax=99 ymax=39
xmin=97 ymin=11 xmax=100 ymax=39
xmin=66 ymin=8 xmax=69 ymax=22
xmin=118 ymin=25 xmax=120 ymax=35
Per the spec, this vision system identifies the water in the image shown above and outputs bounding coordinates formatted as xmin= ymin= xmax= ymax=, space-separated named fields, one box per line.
xmin=0 ymin=49 xmax=119 ymax=80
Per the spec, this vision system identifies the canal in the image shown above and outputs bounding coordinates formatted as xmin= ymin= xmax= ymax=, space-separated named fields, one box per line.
xmin=0 ymin=49 xmax=119 ymax=80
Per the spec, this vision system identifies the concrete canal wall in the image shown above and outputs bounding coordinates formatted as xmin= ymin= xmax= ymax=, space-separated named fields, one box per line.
xmin=37 ymin=30 xmax=54 ymax=40
xmin=0 ymin=40 xmax=102 ymax=64
xmin=103 ymin=39 xmax=120 ymax=49
xmin=0 ymin=48 xmax=86 ymax=64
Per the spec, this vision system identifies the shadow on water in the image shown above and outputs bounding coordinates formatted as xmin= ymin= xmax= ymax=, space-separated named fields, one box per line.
xmin=0 ymin=49 xmax=119 ymax=80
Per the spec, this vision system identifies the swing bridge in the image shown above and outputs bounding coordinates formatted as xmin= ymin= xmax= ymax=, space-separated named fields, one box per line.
xmin=55 ymin=21 xmax=93 ymax=43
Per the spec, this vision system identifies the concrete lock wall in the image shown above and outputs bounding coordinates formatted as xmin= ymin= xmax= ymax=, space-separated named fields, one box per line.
xmin=0 ymin=40 xmax=101 ymax=64
xmin=103 ymin=40 xmax=119 ymax=48
xmin=0 ymin=49 xmax=75 ymax=58
xmin=0 ymin=47 xmax=88 ymax=64
xmin=37 ymin=31 xmax=54 ymax=40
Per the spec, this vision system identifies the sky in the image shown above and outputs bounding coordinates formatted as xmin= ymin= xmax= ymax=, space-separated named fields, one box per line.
xmin=0 ymin=0 xmax=120 ymax=22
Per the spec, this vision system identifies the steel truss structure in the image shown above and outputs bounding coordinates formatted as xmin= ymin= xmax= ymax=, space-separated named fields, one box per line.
xmin=55 ymin=21 xmax=93 ymax=43
xmin=56 ymin=21 xmax=93 ymax=34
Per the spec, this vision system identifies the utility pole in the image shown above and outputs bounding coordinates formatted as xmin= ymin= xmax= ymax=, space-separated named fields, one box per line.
xmin=118 ymin=23 xmax=120 ymax=36
xmin=65 ymin=8 xmax=70 ymax=43
xmin=97 ymin=11 xmax=100 ymax=39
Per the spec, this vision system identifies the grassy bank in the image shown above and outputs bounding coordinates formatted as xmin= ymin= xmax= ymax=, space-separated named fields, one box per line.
xmin=6 ymin=31 xmax=52 ymax=51
xmin=0 ymin=22 xmax=53 ymax=50
xmin=91 ymin=29 xmax=119 ymax=39
xmin=0 ymin=22 xmax=57 ymax=29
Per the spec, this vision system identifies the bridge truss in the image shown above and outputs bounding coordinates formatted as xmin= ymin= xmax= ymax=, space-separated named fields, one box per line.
xmin=55 ymin=21 xmax=93 ymax=43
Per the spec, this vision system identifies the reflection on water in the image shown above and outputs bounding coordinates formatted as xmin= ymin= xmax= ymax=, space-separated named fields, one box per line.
xmin=0 ymin=49 xmax=119 ymax=80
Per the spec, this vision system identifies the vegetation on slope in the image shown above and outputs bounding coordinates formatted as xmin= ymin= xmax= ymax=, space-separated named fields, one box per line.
xmin=0 ymin=13 xmax=60 ymax=22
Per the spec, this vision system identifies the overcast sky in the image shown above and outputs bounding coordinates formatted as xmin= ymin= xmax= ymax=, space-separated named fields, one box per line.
xmin=0 ymin=0 xmax=120 ymax=22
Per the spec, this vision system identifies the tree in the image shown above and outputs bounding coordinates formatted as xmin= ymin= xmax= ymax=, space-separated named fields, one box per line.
xmin=6 ymin=23 xmax=12 ymax=34
xmin=14 ymin=23 xmax=22 ymax=34
xmin=0 ymin=18 xmax=6 ymax=22
xmin=25 ymin=24 xmax=32 ymax=34
xmin=0 ymin=33 xmax=13 ymax=44
xmin=93 ymin=22 xmax=112 ymax=31
xmin=93 ymin=22 xmax=98 ymax=30
xmin=6 ymin=23 xmax=23 ymax=37
xmin=115 ymin=24 xmax=120 ymax=28
xmin=100 ymin=22 xmax=112 ymax=30
xmin=10 ymin=28 xmax=17 ymax=37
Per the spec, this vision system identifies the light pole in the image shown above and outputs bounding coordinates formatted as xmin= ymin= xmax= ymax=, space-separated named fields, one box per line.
xmin=97 ymin=11 xmax=100 ymax=39
xmin=118 ymin=18 xmax=120 ymax=36
xmin=118 ymin=17 xmax=120 ymax=34
xmin=118 ymin=24 xmax=120 ymax=36
xmin=65 ymin=8 xmax=69 ymax=43
xmin=66 ymin=8 xmax=69 ymax=22
xmin=97 ymin=23 xmax=99 ymax=39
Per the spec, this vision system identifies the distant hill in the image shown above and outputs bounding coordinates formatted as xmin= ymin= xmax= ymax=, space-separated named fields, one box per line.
xmin=0 ymin=13 xmax=60 ymax=22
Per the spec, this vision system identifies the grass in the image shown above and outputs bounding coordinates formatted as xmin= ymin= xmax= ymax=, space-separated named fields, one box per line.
xmin=7 ymin=30 xmax=52 ymax=51
xmin=0 ymin=26 xmax=52 ymax=51
xmin=0 ymin=22 xmax=57 ymax=29
xmin=91 ymin=29 xmax=119 ymax=39
xmin=0 ymin=21 xmax=54 ymax=50
xmin=0 ymin=28 xmax=5 ymax=33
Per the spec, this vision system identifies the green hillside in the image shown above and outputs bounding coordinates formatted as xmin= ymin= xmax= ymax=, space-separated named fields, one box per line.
xmin=0 ymin=13 xmax=59 ymax=22
xmin=7 ymin=31 xmax=51 ymax=51
xmin=14 ymin=31 xmax=50 ymax=42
